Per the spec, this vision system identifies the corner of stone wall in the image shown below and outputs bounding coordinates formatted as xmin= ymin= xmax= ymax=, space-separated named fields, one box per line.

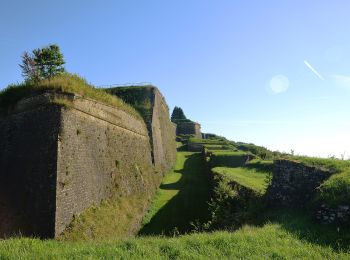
xmin=267 ymin=159 xmax=332 ymax=208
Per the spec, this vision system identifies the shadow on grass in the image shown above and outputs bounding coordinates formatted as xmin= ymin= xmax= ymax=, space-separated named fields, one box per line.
xmin=253 ymin=208 xmax=350 ymax=252
xmin=139 ymin=153 xmax=211 ymax=236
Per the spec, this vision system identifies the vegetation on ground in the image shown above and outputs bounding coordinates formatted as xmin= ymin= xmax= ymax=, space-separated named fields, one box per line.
xmin=1 ymin=220 xmax=349 ymax=259
xmin=139 ymin=151 xmax=211 ymax=235
xmin=212 ymin=166 xmax=269 ymax=194
xmin=0 ymin=74 xmax=142 ymax=119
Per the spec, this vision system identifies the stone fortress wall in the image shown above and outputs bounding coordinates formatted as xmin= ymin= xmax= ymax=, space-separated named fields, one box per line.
xmin=0 ymin=101 xmax=60 ymax=238
xmin=105 ymin=86 xmax=177 ymax=174
xmin=150 ymin=88 xmax=177 ymax=173
xmin=176 ymin=121 xmax=201 ymax=139
xmin=0 ymin=88 xmax=176 ymax=238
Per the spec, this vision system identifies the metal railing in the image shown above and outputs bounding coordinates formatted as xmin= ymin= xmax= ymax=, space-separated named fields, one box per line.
xmin=97 ymin=82 xmax=153 ymax=88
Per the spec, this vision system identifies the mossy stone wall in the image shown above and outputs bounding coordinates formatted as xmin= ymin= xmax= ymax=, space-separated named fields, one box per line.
xmin=0 ymin=92 xmax=161 ymax=238
xmin=105 ymin=86 xmax=177 ymax=174
xmin=267 ymin=159 xmax=332 ymax=207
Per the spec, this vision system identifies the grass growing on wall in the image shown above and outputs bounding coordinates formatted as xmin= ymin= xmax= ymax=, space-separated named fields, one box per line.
xmin=139 ymin=151 xmax=211 ymax=235
xmin=287 ymin=156 xmax=350 ymax=206
xmin=291 ymin=156 xmax=350 ymax=173
xmin=104 ymin=86 xmax=154 ymax=125
xmin=0 ymin=74 xmax=142 ymax=120
xmin=59 ymin=194 xmax=151 ymax=241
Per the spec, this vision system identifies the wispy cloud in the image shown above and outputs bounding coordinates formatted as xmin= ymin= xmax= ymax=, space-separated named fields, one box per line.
xmin=331 ymin=74 xmax=350 ymax=90
xmin=304 ymin=60 xmax=324 ymax=80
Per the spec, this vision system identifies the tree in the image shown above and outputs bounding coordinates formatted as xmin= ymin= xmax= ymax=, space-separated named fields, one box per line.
xmin=19 ymin=51 xmax=40 ymax=83
xmin=171 ymin=106 xmax=187 ymax=122
xmin=33 ymin=44 xmax=65 ymax=78
xmin=20 ymin=44 xmax=65 ymax=82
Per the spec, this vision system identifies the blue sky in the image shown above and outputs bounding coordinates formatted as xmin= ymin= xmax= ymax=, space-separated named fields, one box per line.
xmin=1 ymin=1 xmax=350 ymax=158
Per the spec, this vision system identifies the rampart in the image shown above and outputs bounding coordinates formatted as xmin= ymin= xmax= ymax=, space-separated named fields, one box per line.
xmin=176 ymin=121 xmax=201 ymax=138
xmin=105 ymin=86 xmax=177 ymax=174
xmin=0 ymin=90 xmax=173 ymax=238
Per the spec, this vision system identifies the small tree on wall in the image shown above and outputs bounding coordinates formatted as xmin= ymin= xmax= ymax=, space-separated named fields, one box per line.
xmin=19 ymin=44 xmax=66 ymax=83
xmin=19 ymin=52 xmax=40 ymax=83
xmin=171 ymin=106 xmax=187 ymax=122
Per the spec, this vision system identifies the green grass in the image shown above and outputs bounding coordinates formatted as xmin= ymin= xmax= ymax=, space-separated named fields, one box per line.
xmin=212 ymin=166 xmax=269 ymax=194
xmin=0 ymin=222 xmax=349 ymax=259
xmin=139 ymin=151 xmax=211 ymax=235
xmin=290 ymin=156 xmax=350 ymax=173
xmin=0 ymin=73 xmax=141 ymax=120
xmin=209 ymin=150 xmax=251 ymax=168
xmin=256 ymin=208 xmax=350 ymax=251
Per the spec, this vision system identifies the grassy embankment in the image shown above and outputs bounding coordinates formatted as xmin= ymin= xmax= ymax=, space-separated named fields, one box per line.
xmin=212 ymin=166 xmax=268 ymax=194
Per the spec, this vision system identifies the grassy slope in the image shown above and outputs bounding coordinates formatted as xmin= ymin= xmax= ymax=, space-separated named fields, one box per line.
xmin=209 ymin=150 xmax=270 ymax=193
xmin=0 ymin=74 xmax=142 ymax=120
xmin=212 ymin=166 xmax=269 ymax=194
xmin=1 ymin=222 xmax=349 ymax=259
xmin=139 ymin=151 xmax=211 ymax=235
